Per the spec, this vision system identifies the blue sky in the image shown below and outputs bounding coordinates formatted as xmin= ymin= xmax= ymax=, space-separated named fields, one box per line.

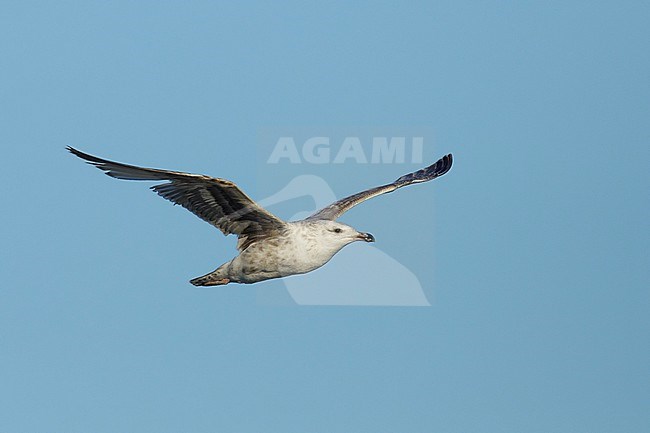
xmin=1 ymin=1 xmax=648 ymax=432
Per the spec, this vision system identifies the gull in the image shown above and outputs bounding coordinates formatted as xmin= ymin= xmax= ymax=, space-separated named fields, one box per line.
xmin=68 ymin=147 xmax=452 ymax=286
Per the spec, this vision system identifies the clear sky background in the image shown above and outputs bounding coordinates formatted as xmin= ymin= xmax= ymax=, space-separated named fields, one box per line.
xmin=1 ymin=1 xmax=648 ymax=432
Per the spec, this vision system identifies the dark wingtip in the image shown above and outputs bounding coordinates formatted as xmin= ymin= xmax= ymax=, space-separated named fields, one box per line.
xmin=66 ymin=146 xmax=110 ymax=167
xmin=439 ymin=153 xmax=453 ymax=176
xmin=67 ymin=145 xmax=91 ymax=160
xmin=393 ymin=152 xmax=454 ymax=185
xmin=66 ymin=145 xmax=78 ymax=156
xmin=66 ymin=145 xmax=87 ymax=156
xmin=427 ymin=153 xmax=453 ymax=178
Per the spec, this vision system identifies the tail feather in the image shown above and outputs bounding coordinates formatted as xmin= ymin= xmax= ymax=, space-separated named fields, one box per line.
xmin=190 ymin=270 xmax=231 ymax=286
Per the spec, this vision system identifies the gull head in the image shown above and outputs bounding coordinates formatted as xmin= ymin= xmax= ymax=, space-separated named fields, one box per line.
xmin=307 ymin=220 xmax=375 ymax=252
xmin=283 ymin=220 xmax=376 ymax=274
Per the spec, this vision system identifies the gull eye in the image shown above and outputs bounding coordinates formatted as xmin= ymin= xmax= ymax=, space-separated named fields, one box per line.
xmin=334 ymin=228 xmax=342 ymax=233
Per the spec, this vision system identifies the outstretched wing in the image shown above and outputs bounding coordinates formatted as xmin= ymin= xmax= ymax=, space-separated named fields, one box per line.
xmin=308 ymin=154 xmax=453 ymax=221
xmin=68 ymin=146 xmax=286 ymax=251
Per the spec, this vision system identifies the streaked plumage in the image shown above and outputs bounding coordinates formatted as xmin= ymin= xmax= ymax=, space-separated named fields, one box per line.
xmin=68 ymin=146 xmax=452 ymax=285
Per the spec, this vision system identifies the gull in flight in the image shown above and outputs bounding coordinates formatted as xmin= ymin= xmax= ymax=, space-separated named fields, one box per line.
xmin=68 ymin=147 xmax=452 ymax=286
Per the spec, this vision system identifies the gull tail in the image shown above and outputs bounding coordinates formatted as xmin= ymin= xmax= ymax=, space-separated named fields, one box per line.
xmin=190 ymin=267 xmax=231 ymax=286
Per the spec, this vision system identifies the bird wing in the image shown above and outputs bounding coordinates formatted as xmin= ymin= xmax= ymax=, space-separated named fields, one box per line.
xmin=68 ymin=146 xmax=286 ymax=251
xmin=307 ymin=153 xmax=453 ymax=221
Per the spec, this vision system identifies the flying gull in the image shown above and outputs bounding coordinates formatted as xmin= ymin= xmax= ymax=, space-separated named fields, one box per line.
xmin=68 ymin=147 xmax=452 ymax=286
